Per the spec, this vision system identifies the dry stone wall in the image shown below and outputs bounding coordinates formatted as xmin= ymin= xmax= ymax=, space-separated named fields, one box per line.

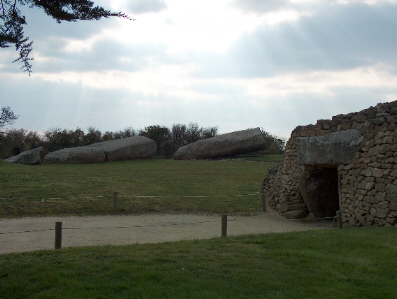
xmin=262 ymin=101 xmax=397 ymax=227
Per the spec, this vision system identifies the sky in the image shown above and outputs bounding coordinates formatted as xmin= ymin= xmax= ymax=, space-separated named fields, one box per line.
xmin=1 ymin=0 xmax=397 ymax=138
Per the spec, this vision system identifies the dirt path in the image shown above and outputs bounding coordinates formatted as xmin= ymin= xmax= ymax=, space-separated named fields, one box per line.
xmin=0 ymin=211 xmax=333 ymax=254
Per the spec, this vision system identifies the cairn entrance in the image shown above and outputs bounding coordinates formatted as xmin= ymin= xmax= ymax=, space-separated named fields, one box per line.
xmin=294 ymin=130 xmax=359 ymax=219
xmin=263 ymin=101 xmax=397 ymax=227
xmin=298 ymin=166 xmax=340 ymax=218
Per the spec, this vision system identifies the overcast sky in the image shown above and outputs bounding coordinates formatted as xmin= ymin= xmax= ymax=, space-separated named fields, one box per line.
xmin=1 ymin=0 xmax=397 ymax=138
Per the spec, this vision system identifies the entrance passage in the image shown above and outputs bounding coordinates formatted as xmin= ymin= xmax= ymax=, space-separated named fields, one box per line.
xmin=299 ymin=167 xmax=340 ymax=218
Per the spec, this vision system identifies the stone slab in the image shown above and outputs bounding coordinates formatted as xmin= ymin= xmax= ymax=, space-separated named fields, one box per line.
xmin=88 ymin=136 xmax=157 ymax=161
xmin=173 ymin=128 xmax=266 ymax=160
xmin=5 ymin=147 xmax=44 ymax=165
xmin=43 ymin=146 xmax=106 ymax=164
xmin=297 ymin=129 xmax=361 ymax=166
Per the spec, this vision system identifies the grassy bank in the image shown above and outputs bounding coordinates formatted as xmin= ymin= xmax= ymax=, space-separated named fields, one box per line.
xmin=0 ymin=158 xmax=276 ymax=217
xmin=1 ymin=227 xmax=396 ymax=298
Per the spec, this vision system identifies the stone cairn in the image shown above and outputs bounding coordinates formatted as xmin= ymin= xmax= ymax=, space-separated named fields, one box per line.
xmin=262 ymin=100 xmax=397 ymax=227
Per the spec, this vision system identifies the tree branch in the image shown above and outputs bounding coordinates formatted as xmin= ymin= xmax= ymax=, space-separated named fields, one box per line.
xmin=0 ymin=0 xmax=132 ymax=74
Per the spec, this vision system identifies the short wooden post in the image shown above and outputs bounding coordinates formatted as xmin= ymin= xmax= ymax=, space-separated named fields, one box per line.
xmin=261 ymin=192 xmax=267 ymax=212
xmin=336 ymin=210 xmax=343 ymax=229
xmin=113 ymin=192 xmax=118 ymax=213
xmin=221 ymin=215 xmax=227 ymax=237
xmin=55 ymin=222 xmax=62 ymax=249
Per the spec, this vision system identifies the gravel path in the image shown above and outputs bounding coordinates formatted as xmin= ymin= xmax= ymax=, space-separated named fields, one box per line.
xmin=0 ymin=211 xmax=333 ymax=254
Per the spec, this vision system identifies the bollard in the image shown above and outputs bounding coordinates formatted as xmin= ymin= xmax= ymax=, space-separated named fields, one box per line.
xmin=336 ymin=210 xmax=343 ymax=229
xmin=221 ymin=215 xmax=227 ymax=237
xmin=113 ymin=192 xmax=118 ymax=213
xmin=261 ymin=192 xmax=267 ymax=212
xmin=55 ymin=222 xmax=62 ymax=249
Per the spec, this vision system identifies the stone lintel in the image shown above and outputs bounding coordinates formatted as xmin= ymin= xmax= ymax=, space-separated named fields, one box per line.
xmin=297 ymin=129 xmax=361 ymax=166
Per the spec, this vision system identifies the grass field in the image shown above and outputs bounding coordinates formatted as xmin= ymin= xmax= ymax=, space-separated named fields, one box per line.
xmin=2 ymin=155 xmax=396 ymax=298
xmin=1 ymin=227 xmax=396 ymax=298
xmin=0 ymin=157 xmax=279 ymax=218
xmin=232 ymin=154 xmax=284 ymax=162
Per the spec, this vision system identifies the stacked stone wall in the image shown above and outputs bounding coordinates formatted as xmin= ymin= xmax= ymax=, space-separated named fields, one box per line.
xmin=262 ymin=101 xmax=397 ymax=227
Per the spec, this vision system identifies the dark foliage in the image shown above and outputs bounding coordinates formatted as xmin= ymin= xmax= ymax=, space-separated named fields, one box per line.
xmin=261 ymin=129 xmax=286 ymax=154
xmin=0 ymin=0 xmax=131 ymax=74
xmin=139 ymin=125 xmax=171 ymax=157
xmin=0 ymin=123 xmax=219 ymax=159
xmin=0 ymin=123 xmax=287 ymax=159
xmin=139 ymin=123 xmax=218 ymax=158
xmin=0 ymin=128 xmax=41 ymax=157
xmin=0 ymin=106 xmax=19 ymax=129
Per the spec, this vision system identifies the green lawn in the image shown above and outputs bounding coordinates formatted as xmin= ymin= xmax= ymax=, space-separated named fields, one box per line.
xmin=1 ymin=227 xmax=396 ymax=298
xmin=0 ymin=158 xmax=271 ymax=217
xmin=1 ymin=155 xmax=395 ymax=298
xmin=232 ymin=154 xmax=284 ymax=162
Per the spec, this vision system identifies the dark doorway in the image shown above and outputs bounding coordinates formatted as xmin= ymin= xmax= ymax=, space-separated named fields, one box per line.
xmin=299 ymin=166 xmax=340 ymax=218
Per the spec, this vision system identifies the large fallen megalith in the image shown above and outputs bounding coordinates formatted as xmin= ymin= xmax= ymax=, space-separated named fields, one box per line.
xmin=5 ymin=147 xmax=44 ymax=165
xmin=43 ymin=136 xmax=157 ymax=164
xmin=173 ymin=128 xmax=266 ymax=160
xmin=43 ymin=146 xmax=106 ymax=164
xmin=88 ymin=136 xmax=156 ymax=161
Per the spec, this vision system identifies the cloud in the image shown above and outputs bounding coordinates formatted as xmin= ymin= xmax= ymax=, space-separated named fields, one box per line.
xmin=0 ymin=39 xmax=171 ymax=74
xmin=2 ymin=0 xmax=397 ymax=139
xmin=232 ymin=0 xmax=290 ymax=13
xmin=193 ymin=3 xmax=397 ymax=78
xmin=1 ymin=3 xmax=128 ymax=73
xmin=2 ymin=61 xmax=394 ymax=138
xmin=0 ymin=73 xmax=225 ymax=134
xmin=125 ymin=0 xmax=167 ymax=14
xmin=33 ymin=40 xmax=172 ymax=73
xmin=20 ymin=4 xmax=119 ymax=41
xmin=3 ymin=2 xmax=172 ymax=74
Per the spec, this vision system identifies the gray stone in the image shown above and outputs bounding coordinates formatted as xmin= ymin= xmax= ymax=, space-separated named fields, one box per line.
xmin=173 ymin=128 xmax=266 ymax=160
xmin=378 ymin=201 xmax=389 ymax=209
xmin=284 ymin=210 xmax=307 ymax=219
xmin=88 ymin=136 xmax=157 ymax=161
xmin=363 ymin=196 xmax=376 ymax=204
xmin=290 ymin=203 xmax=307 ymax=210
xmin=268 ymin=165 xmax=280 ymax=175
xmin=387 ymin=193 xmax=397 ymax=202
xmin=375 ymin=192 xmax=386 ymax=202
xmin=5 ymin=147 xmax=44 ymax=165
xmin=386 ymin=217 xmax=397 ymax=225
xmin=279 ymin=203 xmax=290 ymax=213
xmin=297 ymin=129 xmax=361 ymax=166
xmin=44 ymin=147 xmax=106 ymax=164
xmin=373 ymin=168 xmax=385 ymax=178
xmin=364 ymin=182 xmax=375 ymax=191
xmin=376 ymin=208 xmax=390 ymax=219
xmin=385 ymin=184 xmax=397 ymax=194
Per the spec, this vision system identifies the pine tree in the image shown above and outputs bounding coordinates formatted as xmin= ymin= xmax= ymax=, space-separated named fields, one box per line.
xmin=0 ymin=0 xmax=131 ymax=74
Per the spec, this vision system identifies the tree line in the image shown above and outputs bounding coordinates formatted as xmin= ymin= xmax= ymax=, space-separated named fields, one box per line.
xmin=1 ymin=106 xmax=285 ymax=159
xmin=0 ymin=124 xmax=219 ymax=159
xmin=0 ymin=124 xmax=285 ymax=160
